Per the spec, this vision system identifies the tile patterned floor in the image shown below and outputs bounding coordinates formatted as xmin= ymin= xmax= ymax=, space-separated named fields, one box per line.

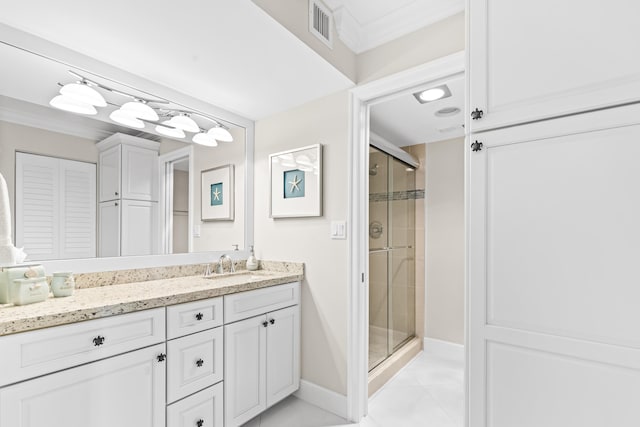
xmin=242 ymin=351 xmax=464 ymax=427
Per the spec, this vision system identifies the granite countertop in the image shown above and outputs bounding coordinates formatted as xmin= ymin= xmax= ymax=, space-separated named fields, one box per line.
xmin=0 ymin=264 xmax=303 ymax=336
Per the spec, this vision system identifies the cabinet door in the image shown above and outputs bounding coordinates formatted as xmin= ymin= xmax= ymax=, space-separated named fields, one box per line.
xmin=224 ymin=314 xmax=267 ymax=427
xmin=266 ymin=305 xmax=300 ymax=407
xmin=121 ymin=144 xmax=158 ymax=201
xmin=0 ymin=343 xmax=166 ymax=427
xmin=121 ymin=200 xmax=158 ymax=256
xmin=469 ymin=106 xmax=640 ymax=426
xmin=98 ymin=200 xmax=120 ymax=257
xmin=469 ymin=0 xmax=640 ymax=132
xmin=99 ymin=145 xmax=121 ymax=202
xmin=167 ymin=383 xmax=224 ymax=427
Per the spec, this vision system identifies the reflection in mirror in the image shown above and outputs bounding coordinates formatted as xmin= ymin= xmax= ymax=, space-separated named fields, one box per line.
xmin=0 ymin=41 xmax=247 ymax=262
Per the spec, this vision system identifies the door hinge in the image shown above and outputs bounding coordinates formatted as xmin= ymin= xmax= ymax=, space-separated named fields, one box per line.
xmin=471 ymin=141 xmax=484 ymax=152
xmin=361 ymin=273 xmax=365 ymax=283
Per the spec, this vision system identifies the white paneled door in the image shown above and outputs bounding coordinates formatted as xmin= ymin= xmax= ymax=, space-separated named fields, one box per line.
xmin=468 ymin=0 xmax=640 ymax=132
xmin=468 ymin=105 xmax=640 ymax=427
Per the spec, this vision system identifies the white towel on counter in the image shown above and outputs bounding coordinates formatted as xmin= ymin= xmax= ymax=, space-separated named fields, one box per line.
xmin=0 ymin=172 xmax=27 ymax=265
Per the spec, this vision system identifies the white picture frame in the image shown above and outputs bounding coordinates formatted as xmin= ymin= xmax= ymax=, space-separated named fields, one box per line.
xmin=269 ymin=144 xmax=322 ymax=218
xmin=201 ymin=164 xmax=234 ymax=221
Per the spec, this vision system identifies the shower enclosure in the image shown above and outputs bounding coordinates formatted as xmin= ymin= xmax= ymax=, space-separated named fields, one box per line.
xmin=368 ymin=146 xmax=416 ymax=371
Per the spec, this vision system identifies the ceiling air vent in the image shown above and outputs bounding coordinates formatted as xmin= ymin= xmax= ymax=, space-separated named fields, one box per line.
xmin=309 ymin=0 xmax=333 ymax=49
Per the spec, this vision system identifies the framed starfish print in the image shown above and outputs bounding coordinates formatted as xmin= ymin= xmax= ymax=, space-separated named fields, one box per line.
xmin=201 ymin=164 xmax=234 ymax=221
xmin=269 ymin=144 xmax=322 ymax=218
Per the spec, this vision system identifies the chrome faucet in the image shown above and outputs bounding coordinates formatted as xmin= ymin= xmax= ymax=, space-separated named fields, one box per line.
xmin=216 ymin=254 xmax=235 ymax=274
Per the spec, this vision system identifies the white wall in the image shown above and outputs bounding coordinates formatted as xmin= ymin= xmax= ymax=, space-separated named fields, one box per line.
xmin=425 ymin=137 xmax=465 ymax=344
xmin=191 ymin=126 xmax=246 ymax=252
xmin=357 ymin=12 xmax=465 ymax=84
xmin=255 ymin=91 xmax=350 ymax=395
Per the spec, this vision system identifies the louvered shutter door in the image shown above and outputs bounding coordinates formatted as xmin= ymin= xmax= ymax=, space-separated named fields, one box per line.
xmin=15 ymin=153 xmax=59 ymax=261
xmin=15 ymin=153 xmax=96 ymax=261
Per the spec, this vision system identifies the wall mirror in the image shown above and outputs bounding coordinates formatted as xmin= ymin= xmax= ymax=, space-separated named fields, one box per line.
xmin=0 ymin=35 xmax=254 ymax=270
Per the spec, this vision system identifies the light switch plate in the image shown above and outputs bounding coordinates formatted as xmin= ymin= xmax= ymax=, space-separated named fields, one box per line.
xmin=331 ymin=221 xmax=347 ymax=239
xmin=193 ymin=224 xmax=201 ymax=238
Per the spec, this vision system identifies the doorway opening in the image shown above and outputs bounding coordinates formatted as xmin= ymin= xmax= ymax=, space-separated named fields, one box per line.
xmin=347 ymin=52 xmax=465 ymax=421
xmin=159 ymin=146 xmax=194 ymax=254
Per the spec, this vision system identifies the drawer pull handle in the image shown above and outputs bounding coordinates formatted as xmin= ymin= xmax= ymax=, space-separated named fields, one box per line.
xmin=157 ymin=353 xmax=166 ymax=362
xmin=262 ymin=321 xmax=268 ymax=327
xmin=269 ymin=318 xmax=275 ymax=325
xmin=93 ymin=335 xmax=105 ymax=346
xmin=196 ymin=419 xmax=204 ymax=427
xmin=196 ymin=358 xmax=204 ymax=368
xmin=195 ymin=312 xmax=204 ymax=321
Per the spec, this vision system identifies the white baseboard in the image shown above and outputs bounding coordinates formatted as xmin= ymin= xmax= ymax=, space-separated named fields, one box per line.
xmin=294 ymin=379 xmax=348 ymax=420
xmin=423 ymin=337 xmax=464 ymax=362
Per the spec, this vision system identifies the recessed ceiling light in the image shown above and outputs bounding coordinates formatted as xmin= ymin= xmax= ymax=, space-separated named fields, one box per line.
xmin=435 ymin=107 xmax=461 ymax=117
xmin=413 ymin=84 xmax=452 ymax=104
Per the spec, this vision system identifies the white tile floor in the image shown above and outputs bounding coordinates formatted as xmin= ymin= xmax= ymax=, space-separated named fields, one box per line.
xmin=242 ymin=351 xmax=464 ymax=427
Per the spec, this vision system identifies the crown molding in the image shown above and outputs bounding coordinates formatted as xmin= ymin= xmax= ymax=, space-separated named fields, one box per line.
xmin=328 ymin=0 xmax=464 ymax=54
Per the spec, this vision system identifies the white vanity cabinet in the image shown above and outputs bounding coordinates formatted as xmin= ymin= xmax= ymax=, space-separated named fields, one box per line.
xmin=0 ymin=281 xmax=301 ymax=427
xmin=0 ymin=308 xmax=167 ymax=427
xmin=97 ymin=133 xmax=160 ymax=257
xmin=468 ymin=0 xmax=640 ymax=132
xmin=224 ymin=282 xmax=300 ymax=427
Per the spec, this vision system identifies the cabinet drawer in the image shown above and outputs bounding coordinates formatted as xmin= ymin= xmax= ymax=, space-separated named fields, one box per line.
xmin=167 ymin=382 xmax=224 ymax=427
xmin=167 ymin=297 xmax=223 ymax=339
xmin=224 ymin=282 xmax=300 ymax=323
xmin=0 ymin=308 xmax=165 ymax=387
xmin=167 ymin=327 xmax=224 ymax=403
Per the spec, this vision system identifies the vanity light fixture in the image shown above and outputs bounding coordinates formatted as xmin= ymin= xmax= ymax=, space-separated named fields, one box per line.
xmin=118 ymin=100 xmax=159 ymax=121
xmin=192 ymin=132 xmax=219 ymax=147
xmin=50 ymin=70 xmax=234 ymax=145
xmin=156 ymin=123 xmax=186 ymax=139
xmin=207 ymin=126 xmax=233 ymax=142
xmin=165 ymin=113 xmax=200 ymax=133
xmin=59 ymin=81 xmax=107 ymax=107
xmin=109 ymin=109 xmax=145 ymax=129
xmin=49 ymin=95 xmax=97 ymax=115
xmin=413 ymin=84 xmax=452 ymax=104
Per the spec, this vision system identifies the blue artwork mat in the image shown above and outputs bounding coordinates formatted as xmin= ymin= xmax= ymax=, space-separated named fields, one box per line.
xmin=283 ymin=169 xmax=305 ymax=199
xmin=210 ymin=182 xmax=223 ymax=206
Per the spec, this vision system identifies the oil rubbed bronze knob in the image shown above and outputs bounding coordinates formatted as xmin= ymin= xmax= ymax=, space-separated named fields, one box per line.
xmin=196 ymin=358 xmax=204 ymax=368
xmin=93 ymin=335 xmax=105 ymax=346
xmin=269 ymin=319 xmax=275 ymax=325
xmin=195 ymin=312 xmax=204 ymax=321
xmin=157 ymin=353 xmax=166 ymax=362
xmin=196 ymin=419 xmax=204 ymax=427
xmin=262 ymin=321 xmax=268 ymax=327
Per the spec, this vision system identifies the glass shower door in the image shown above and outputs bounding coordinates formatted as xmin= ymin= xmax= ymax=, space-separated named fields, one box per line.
xmin=368 ymin=146 xmax=416 ymax=371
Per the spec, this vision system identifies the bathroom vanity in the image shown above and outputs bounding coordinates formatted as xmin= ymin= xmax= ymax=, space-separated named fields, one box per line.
xmin=0 ymin=263 xmax=302 ymax=427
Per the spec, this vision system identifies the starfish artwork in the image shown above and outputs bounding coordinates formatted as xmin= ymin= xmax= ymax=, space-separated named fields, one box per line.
xmin=283 ymin=169 xmax=305 ymax=199
xmin=210 ymin=182 xmax=223 ymax=206
xmin=288 ymin=174 xmax=302 ymax=193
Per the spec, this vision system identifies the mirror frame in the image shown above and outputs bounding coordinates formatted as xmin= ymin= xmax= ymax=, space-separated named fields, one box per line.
xmin=0 ymin=23 xmax=254 ymax=273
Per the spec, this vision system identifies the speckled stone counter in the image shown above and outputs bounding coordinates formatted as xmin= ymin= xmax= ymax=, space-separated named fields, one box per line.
xmin=0 ymin=261 xmax=303 ymax=336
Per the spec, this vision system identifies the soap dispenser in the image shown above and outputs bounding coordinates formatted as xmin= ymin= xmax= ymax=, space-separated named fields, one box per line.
xmin=246 ymin=245 xmax=258 ymax=271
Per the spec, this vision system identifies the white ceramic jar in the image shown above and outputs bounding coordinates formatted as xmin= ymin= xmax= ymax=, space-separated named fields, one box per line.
xmin=51 ymin=272 xmax=75 ymax=297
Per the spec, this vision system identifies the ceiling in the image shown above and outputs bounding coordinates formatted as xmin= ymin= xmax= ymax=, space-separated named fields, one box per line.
xmin=0 ymin=0 xmax=354 ymax=121
xmin=370 ymin=76 xmax=464 ymax=147
xmin=324 ymin=0 xmax=464 ymax=53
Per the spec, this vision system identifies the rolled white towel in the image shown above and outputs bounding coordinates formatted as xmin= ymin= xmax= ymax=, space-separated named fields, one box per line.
xmin=0 ymin=172 xmax=12 ymax=246
xmin=0 ymin=172 xmax=27 ymax=265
